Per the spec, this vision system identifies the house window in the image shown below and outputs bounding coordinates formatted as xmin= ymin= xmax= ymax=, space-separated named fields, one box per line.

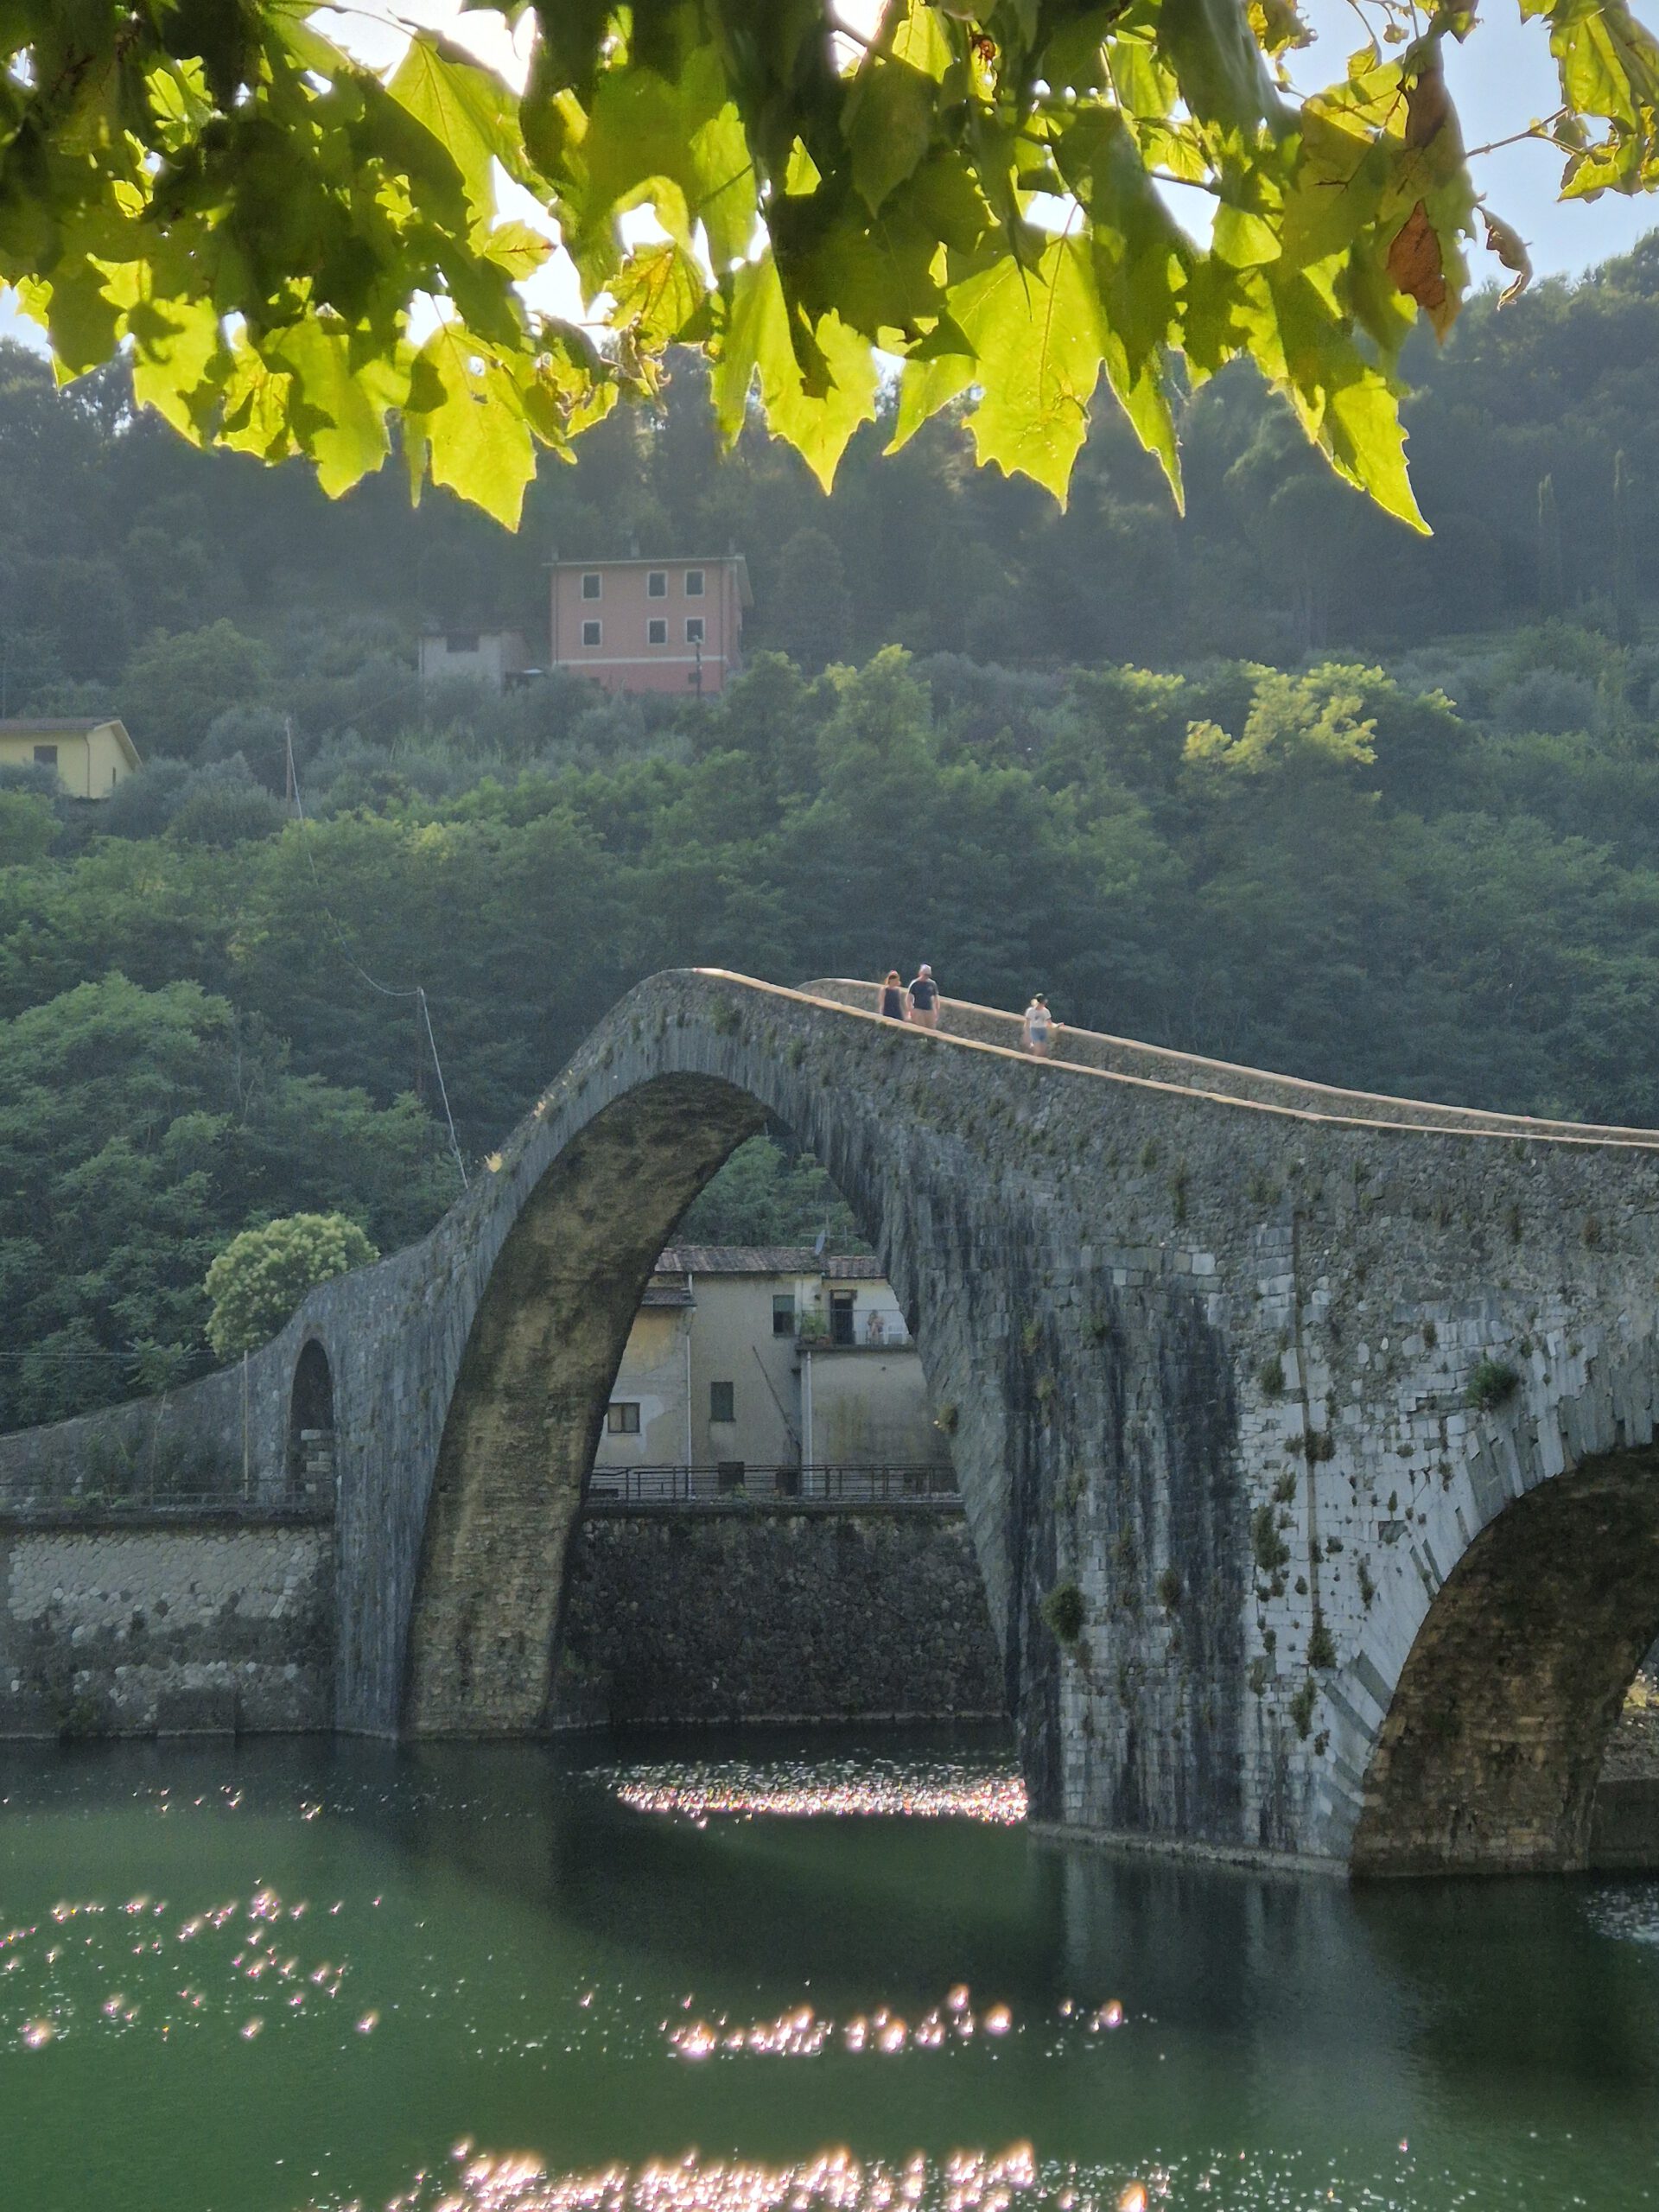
xmin=647 ymin=570 xmax=667 ymax=598
xmin=582 ymin=572 xmax=602 ymax=600
xmin=709 ymin=1381 xmax=735 ymax=1423
xmin=445 ymin=631 xmax=479 ymax=652
xmin=606 ymin=1402 xmax=641 ymax=1434
xmin=685 ymin=569 xmax=705 ymax=596
xmin=648 ymin=618 xmax=668 ymax=645
xmin=32 ymin=744 xmax=58 ymax=767
xmin=772 ymin=1294 xmax=795 ymax=1338
xmin=582 ymin=619 xmax=602 ymax=647
xmin=685 ymin=617 xmax=705 ymax=645
xmin=830 ymin=1290 xmax=856 ymax=1346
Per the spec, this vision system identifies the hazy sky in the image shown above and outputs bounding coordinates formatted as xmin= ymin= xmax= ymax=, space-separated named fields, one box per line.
xmin=3 ymin=0 xmax=1656 ymax=361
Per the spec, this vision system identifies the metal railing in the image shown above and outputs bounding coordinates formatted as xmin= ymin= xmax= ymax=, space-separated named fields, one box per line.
xmin=586 ymin=1462 xmax=958 ymax=1507
xmin=0 ymin=1482 xmax=329 ymax=1522
xmin=796 ymin=1321 xmax=914 ymax=1351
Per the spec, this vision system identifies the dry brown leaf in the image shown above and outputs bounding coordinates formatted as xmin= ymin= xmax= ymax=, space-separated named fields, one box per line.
xmin=1481 ymin=207 xmax=1534 ymax=306
xmin=1388 ymin=200 xmax=1451 ymax=333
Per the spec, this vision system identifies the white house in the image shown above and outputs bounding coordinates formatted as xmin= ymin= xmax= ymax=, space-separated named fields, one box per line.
xmin=590 ymin=1247 xmax=952 ymax=1498
xmin=417 ymin=626 xmax=534 ymax=691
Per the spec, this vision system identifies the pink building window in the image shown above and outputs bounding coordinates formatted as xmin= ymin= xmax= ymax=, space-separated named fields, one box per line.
xmin=582 ymin=573 xmax=602 ymax=600
xmin=582 ymin=619 xmax=601 ymax=646
xmin=686 ymin=617 xmax=704 ymax=645
xmin=685 ymin=569 xmax=704 ymax=597
xmin=648 ymin=619 xmax=667 ymax=645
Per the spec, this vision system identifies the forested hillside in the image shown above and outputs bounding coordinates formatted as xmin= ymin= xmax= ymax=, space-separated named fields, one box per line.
xmin=6 ymin=238 xmax=1659 ymax=1427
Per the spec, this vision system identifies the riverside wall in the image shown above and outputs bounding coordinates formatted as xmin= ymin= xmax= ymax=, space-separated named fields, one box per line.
xmin=0 ymin=1513 xmax=334 ymax=1738
xmin=550 ymin=1502 xmax=1006 ymax=1727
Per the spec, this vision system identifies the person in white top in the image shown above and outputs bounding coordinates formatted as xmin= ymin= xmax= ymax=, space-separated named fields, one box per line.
xmin=1022 ymin=993 xmax=1056 ymax=1058
xmin=906 ymin=963 xmax=940 ymax=1030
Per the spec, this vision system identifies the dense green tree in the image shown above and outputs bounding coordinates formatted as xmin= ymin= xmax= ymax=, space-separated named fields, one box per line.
xmin=205 ymin=1214 xmax=379 ymax=1360
xmin=0 ymin=791 xmax=53 ymax=866
xmin=678 ymin=1139 xmax=863 ymax=1252
xmin=119 ymin=621 xmax=274 ymax=760
xmin=0 ymin=975 xmax=450 ymax=1427
xmin=772 ymin=529 xmax=854 ymax=672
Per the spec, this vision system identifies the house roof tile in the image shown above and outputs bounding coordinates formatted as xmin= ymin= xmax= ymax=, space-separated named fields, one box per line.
xmin=654 ymin=1245 xmax=883 ymax=1279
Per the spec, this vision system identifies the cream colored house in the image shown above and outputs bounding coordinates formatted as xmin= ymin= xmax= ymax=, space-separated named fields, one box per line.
xmin=591 ymin=1246 xmax=952 ymax=1497
xmin=0 ymin=717 xmax=140 ymax=798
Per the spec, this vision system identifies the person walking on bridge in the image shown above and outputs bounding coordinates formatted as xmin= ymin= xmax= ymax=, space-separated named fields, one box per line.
xmin=877 ymin=969 xmax=907 ymax=1020
xmin=906 ymin=964 xmax=940 ymax=1030
xmin=1022 ymin=993 xmax=1056 ymax=1058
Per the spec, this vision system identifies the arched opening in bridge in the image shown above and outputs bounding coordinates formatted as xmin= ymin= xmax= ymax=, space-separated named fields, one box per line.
xmin=401 ymin=1074 xmax=1007 ymax=1738
xmin=288 ymin=1340 xmax=336 ymax=1503
xmin=556 ymin=1132 xmax=996 ymax=1726
xmin=1351 ymin=1446 xmax=1659 ymax=1876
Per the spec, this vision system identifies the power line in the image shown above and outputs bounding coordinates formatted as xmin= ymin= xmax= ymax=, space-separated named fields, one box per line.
xmin=284 ymin=721 xmax=469 ymax=1191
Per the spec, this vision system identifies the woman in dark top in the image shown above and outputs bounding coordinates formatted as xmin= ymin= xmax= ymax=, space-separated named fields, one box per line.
xmin=906 ymin=964 xmax=940 ymax=1029
xmin=877 ymin=969 xmax=907 ymax=1020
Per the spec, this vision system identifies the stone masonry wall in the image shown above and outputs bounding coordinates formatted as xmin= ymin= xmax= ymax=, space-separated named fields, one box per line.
xmin=0 ymin=1520 xmax=334 ymax=1738
xmin=551 ymin=1503 xmax=1005 ymax=1726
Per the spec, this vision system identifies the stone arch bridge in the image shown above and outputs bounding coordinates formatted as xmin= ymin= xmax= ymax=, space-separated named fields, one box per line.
xmin=7 ymin=968 xmax=1659 ymax=1877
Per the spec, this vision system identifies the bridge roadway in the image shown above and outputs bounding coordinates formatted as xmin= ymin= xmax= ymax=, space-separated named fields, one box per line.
xmin=6 ymin=968 xmax=1659 ymax=1876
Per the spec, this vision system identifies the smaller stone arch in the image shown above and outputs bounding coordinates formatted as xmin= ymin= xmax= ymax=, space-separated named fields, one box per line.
xmin=1351 ymin=1446 xmax=1659 ymax=1875
xmin=288 ymin=1339 xmax=337 ymax=1505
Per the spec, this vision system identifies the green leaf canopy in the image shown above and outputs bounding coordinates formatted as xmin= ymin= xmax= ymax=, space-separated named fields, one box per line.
xmin=3 ymin=0 xmax=1657 ymax=525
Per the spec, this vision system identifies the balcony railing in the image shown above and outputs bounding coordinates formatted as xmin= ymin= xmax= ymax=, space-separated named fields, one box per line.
xmin=796 ymin=1320 xmax=913 ymax=1350
xmin=586 ymin=1462 xmax=958 ymax=1507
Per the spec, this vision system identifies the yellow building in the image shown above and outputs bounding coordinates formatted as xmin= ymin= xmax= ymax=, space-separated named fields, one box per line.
xmin=0 ymin=717 xmax=142 ymax=798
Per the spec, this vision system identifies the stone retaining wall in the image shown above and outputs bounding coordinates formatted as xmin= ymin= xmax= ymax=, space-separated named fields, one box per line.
xmin=551 ymin=1504 xmax=1006 ymax=1726
xmin=1591 ymin=1777 xmax=1659 ymax=1870
xmin=0 ymin=1520 xmax=334 ymax=1738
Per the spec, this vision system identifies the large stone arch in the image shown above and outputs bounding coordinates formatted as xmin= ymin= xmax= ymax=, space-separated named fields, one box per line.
xmin=402 ymin=1073 xmax=766 ymax=1732
xmin=398 ymin=1047 xmax=1024 ymax=1740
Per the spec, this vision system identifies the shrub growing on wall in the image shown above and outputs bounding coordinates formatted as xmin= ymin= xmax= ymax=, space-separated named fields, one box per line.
xmin=205 ymin=1213 xmax=377 ymax=1359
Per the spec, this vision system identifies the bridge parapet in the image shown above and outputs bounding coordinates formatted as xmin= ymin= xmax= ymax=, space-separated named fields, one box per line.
xmin=801 ymin=976 xmax=1659 ymax=1141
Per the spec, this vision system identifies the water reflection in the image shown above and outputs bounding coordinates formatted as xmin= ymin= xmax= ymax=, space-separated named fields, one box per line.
xmin=0 ymin=1732 xmax=1657 ymax=2211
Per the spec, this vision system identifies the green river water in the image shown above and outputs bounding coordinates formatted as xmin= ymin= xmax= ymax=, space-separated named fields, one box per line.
xmin=2 ymin=1727 xmax=1657 ymax=2210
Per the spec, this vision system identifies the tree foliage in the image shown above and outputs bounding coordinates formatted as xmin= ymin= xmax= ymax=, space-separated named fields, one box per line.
xmin=677 ymin=1136 xmax=864 ymax=1248
xmin=0 ymin=973 xmax=447 ymax=1427
xmin=4 ymin=1 xmax=1658 ymax=528
xmin=204 ymin=1211 xmax=379 ymax=1360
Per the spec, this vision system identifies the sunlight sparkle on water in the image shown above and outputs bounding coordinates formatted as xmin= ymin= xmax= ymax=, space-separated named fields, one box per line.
xmin=0 ymin=1878 xmax=359 ymax=2053
xmin=609 ymin=1754 xmax=1025 ymax=1825
xmin=666 ymin=1992 xmax=1119 ymax=2064
xmin=307 ymin=2143 xmax=1047 ymax=2212
xmin=292 ymin=2143 xmax=1457 ymax=2212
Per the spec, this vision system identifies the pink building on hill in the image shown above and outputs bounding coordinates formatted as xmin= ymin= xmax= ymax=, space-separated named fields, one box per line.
xmin=550 ymin=556 xmax=752 ymax=696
